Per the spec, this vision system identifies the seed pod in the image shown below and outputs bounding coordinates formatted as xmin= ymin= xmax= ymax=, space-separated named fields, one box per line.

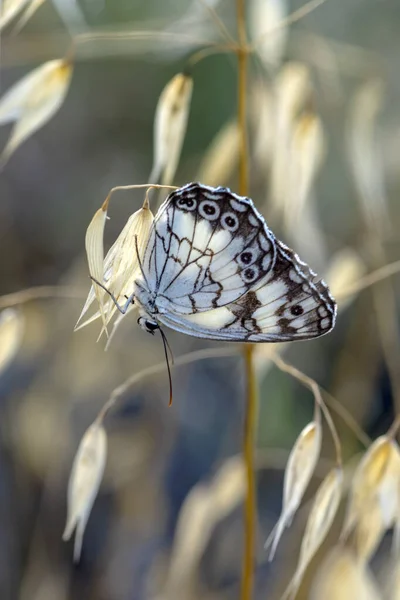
xmin=76 ymin=199 xmax=154 ymax=330
xmin=63 ymin=422 xmax=107 ymax=562
xmin=196 ymin=121 xmax=239 ymax=187
xmin=326 ymin=248 xmax=365 ymax=310
xmin=265 ymin=419 xmax=322 ymax=560
xmin=250 ymin=0 xmax=288 ymax=69
xmin=310 ymin=548 xmax=382 ymax=600
xmin=0 ymin=0 xmax=29 ymax=30
xmin=0 ymin=58 xmax=72 ymax=164
xmin=84 ymin=202 xmax=109 ymax=333
xmin=151 ymin=73 xmax=193 ymax=185
xmin=283 ymin=112 xmax=325 ymax=230
xmin=342 ymin=436 xmax=400 ymax=543
xmin=0 ymin=308 xmax=24 ymax=376
xmin=347 ymin=78 xmax=390 ymax=238
xmin=284 ymin=467 xmax=343 ymax=599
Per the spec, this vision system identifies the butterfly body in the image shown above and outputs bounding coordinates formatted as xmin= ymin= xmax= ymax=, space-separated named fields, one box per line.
xmin=132 ymin=183 xmax=336 ymax=342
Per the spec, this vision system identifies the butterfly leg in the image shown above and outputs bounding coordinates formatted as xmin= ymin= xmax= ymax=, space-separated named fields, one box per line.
xmin=90 ymin=276 xmax=134 ymax=314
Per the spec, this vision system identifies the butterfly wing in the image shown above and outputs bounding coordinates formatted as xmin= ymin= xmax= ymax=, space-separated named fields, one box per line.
xmin=140 ymin=183 xmax=277 ymax=315
xmin=156 ymin=239 xmax=336 ymax=342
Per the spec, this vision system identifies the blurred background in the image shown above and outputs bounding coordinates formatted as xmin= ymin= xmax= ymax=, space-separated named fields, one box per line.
xmin=1 ymin=0 xmax=400 ymax=598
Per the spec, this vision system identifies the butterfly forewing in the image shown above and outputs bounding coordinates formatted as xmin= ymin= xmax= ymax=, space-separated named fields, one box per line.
xmin=137 ymin=183 xmax=336 ymax=342
xmin=141 ymin=183 xmax=277 ymax=314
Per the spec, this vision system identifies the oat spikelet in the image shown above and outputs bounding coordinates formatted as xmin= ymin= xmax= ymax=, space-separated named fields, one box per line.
xmin=165 ymin=457 xmax=245 ymax=598
xmin=284 ymin=111 xmax=325 ymax=230
xmin=270 ymin=62 xmax=310 ymax=213
xmin=310 ymin=548 xmax=382 ymax=600
xmin=63 ymin=422 xmax=107 ymax=562
xmin=151 ymin=73 xmax=193 ymax=185
xmin=342 ymin=435 xmax=400 ymax=556
xmin=12 ymin=0 xmax=46 ymax=33
xmin=196 ymin=121 xmax=239 ymax=187
xmin=250 ymin=0 xmax=288 ymax=69
xmin=0 ymin=0 xmax=29 ymax=30
xmin=84 ymin=202 xmax=109 ymax=335
xmin=265 ymin=418 xmax=322 ymax=560
xmin=0 ymin=308 xmax=24 ymax=376
xmin=0 ymin=59 xmax=72 ymax=164
xmin=77 ymin=197 xmax=154 ymax=330
xmin=284 ymin=466 xmax=343 ymax=599
xmin=326 ymin=248 xmax=366 ymax=310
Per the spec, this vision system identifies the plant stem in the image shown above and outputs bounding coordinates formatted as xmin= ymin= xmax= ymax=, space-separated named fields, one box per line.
xmin=236 ymin=2 xmax=256 ymax=599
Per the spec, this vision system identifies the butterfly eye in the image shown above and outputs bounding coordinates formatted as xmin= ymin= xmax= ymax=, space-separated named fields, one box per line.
xmin=199 ymin=200 xmax=220 ymax=220
xmin=290 ymin=304 xmax=304 ymax=316
xmin=221 ymin=212 xmax=239 ymax=232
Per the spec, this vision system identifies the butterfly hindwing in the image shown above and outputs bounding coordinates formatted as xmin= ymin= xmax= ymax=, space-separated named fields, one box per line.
xmin=141 ymin=183 xmax=277 ymax=315
xmin=156 ymin=238 xmax=336 ymax=342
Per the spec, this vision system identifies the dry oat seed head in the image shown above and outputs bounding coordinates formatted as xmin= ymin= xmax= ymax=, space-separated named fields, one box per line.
xmin=353 ymin=495 xmax=386 ymax=564
xmin=342 ymin=436 xmax=400 ymax=543
xmin=63 ymin=422 xmax=107 ymax=562
xmin=250 ymin=0 xmax=288 ymax=68
xmin=284 ymin=466 xmax=343 ymax=600
xmin=0 ymin=59 xmax=73 ymax=164
xmin=151 ymin=73 xmax=193 ymax=185
xmin=284 ymin=112 xmax=325 ymax=229
xmin=270 ymin=62 xmax=311 ymax=212
xmin=326 ymin=248 xmax=366 ymax=309
xmin=196 ymin=121 xmax=239 ymax=187
xmin=165 ymin=457 xmax=244 ymax=598
xmin=347 ymin=78 xmax=390 ymax=237
xmin=77 ymin=203 xmax=154 ymax=331
xmin=84 ymin=204 xmax=109 ymax=334
xmin=310 ymin=548 xmax=382 ymax=600
xmin=11 ymin=0 xmax=46 ymax=33
xmin=265 ymin=419 xmax=322 ymax=560
xmin=0 ymin=0 xmax=30 ymax=30
xmin=0 ymin=308 xmax=24 ymax=376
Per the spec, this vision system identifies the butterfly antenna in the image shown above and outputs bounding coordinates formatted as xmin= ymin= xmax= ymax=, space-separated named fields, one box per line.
xmin=134 ymin=235 xmax=150 ymax=289
xmin=159 ymin=326 xmax=173 ymax=406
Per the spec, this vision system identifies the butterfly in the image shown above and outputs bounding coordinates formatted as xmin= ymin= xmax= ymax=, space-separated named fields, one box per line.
xmin=113 ymin=182 xmax=337 ymax=342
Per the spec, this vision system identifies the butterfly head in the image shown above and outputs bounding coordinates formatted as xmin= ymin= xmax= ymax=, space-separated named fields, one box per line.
xmin=137 ymin=316 xmax=159 ymax=335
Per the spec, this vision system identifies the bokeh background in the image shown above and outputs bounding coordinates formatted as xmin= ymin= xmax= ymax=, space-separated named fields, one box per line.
xmin=1 ymin=0 xmax=400 ymax=598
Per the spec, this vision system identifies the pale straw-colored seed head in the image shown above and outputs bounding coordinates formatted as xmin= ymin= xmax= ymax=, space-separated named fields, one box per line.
xmin=283 ymin=466 xmax=343 ymax=600
xmin=196 ymin=120 xmax=239 ymax=187
xmin=326 ymin=248 xmax=366 ymax=310
xmin=165 ymin=456 xmax=244 ymax=599
xmin=151 ymin=73 xmax=193 ymax=185
xmin=283 ymin=111 xmax=325 ymax=230
xmin=0 ymin=308 xmax=24 ymax=376
xmin=10 ymin=0 xmax=46 ymax=33
xmin=84 ymin=202 xmax=109 ymax=334
xmin=347 ymin=78 xmax=390 ymax=237
xmin=0 ymin=0 xmax=29 ymax=30
xmin=265 ymin=419 xmax=322 ymax=560
xmin=269 ymin=62 xmax=311 ymax=213
xmin=63 ymin=422 xmax=107 ymax=562
xmin=342 ymin=436 xmax=400 ymax=545
xmin=0 ymin=58 xmax=73 ymax=164
xmin=77 ymin=199 xmax=154 ymax=332
xmin=310 ymin=548 xmax=382 ymax=600
xmin=250 ymin=0 xmax=288 ymax=69
xmin=352 ymin=495 xmax=386 ymax=564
